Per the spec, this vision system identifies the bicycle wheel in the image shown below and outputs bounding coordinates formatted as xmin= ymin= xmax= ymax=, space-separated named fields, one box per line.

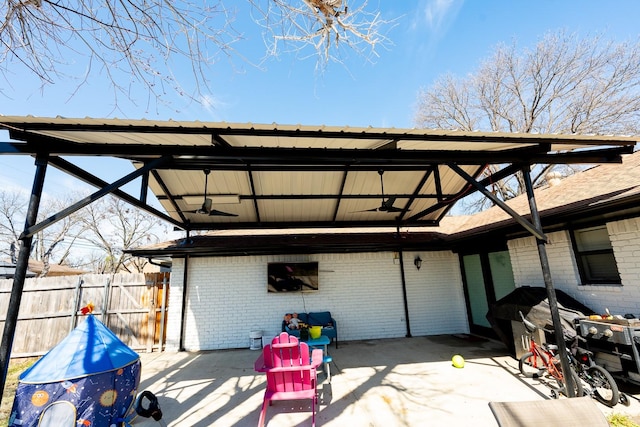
xmin=519 ymin=351 xmax=548 ymax=378
xmin=558 ymin=366 xmax=584 ymax=398
xmin=586 ymin=365 xmax=619 ymax=407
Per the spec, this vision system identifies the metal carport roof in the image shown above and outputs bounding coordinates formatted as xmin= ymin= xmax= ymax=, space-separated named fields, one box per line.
xmin=0 ymin=116 xmax=636 ymax=232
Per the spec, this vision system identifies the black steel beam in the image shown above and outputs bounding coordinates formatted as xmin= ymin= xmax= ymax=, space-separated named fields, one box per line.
xmin=47 ymin=157 xmax=184 ymax=228
xmin=21 ymin=156 xmax=174 ymax=239
xmin=332 ymin=170 xmax=349 ymax=222
xmin=406 ymin=163 xmax=525 ymax=222
xmin=404 ymin=164 xmax=486 ymax=223
xmin=149 ymin=169 xmax=188 ymax=224
xmin=140 ymin=170 xmax=149 ymax=204
xmin=184 ymin=218 xmax=440 ymax=231
xmin=397 ymin=169 xmax=433 ymax=222
xmin=247 ymin=166 xmax=261 ymax=222
xmin=434 ymin=166 xmax=444 ymax=203
xmin=2 ymin=138 xmax=632 ymax=168
xmin=158 ymin=193 xmax=460 ymax=201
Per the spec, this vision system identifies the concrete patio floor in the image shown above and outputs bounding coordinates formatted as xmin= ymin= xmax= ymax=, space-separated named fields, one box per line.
xmin=130 ymin=335 xmax=640 ymax=426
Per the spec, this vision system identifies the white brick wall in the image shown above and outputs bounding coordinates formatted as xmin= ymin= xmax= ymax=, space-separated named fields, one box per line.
xmin=166 ymin=250 xmax=468 ymax=351
xmin=164 ymin=216 xmax=640 ymax=352
xmin=405 ymin=251 xmax=469 ymax=335
xmin=608 ymin=218 xmax=640 ymax=315
xmin=508 ymin=219 xmax=640 ymax=317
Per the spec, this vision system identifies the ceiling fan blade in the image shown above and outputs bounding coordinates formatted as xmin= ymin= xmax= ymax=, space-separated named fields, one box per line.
xmin=208 ymin=209 xmax=239 ymax=217
xmin=352 ymin=207 xmax=383 ymax=213
xmin=381 ymin=205 xmax=405 ymax=213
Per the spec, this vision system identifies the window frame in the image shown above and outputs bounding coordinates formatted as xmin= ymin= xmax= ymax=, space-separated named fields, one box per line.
xmin=569 ymin=224 xmax=621 ymax=286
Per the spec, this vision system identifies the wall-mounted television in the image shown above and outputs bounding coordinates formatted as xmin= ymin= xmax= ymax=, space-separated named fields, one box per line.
xmin=268 ymin=262 xmax=319 ymax=293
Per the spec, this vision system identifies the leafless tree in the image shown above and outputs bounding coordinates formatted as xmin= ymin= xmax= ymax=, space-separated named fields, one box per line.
xmin=77 ymin=196 xmax=167 ymax=274
xmin=0 ymin=191 xmax=164 ymax=275
xmin=1 ymin=0 xmax=394 ymax=108
xmin=250 ymin=0 xmax=395 ymax=68
xmin=414 ymin=31 xmax=640 ymax=212
xmin=33 ymin=196 xmax=92 ymax=276
xmin=0 ymin=191 xmax=23 ymax=263
xmin=0 ymin=191 xmax=87 ymax=276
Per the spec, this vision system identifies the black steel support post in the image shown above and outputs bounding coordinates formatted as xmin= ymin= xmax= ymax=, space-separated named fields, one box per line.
xmin=521 ymin=166 xmax=576 ymax=397
xmin=179 ymin=252 xmax=190 ymax=351
xmin=0 ymin=154 xmax=48 ymax=407
xmin=398 ymin=250 xmax=412 ymax=338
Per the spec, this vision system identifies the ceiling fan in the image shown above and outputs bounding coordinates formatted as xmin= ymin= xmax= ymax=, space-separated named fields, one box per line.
xmin=356 ymin=169 xmax=406 ymax=213
xmin=186 ymin=169 xmax=238 ymax=217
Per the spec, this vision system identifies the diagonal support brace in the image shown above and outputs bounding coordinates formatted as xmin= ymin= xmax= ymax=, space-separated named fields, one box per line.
xmin=20 ymin=156 xmax=171 ymax=239
xmin=447 ymin=163 xmax=547 ymax=242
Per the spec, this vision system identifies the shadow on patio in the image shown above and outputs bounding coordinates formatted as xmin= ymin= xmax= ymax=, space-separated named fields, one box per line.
xmin=130 ymin=335 xmax=640 ymax=426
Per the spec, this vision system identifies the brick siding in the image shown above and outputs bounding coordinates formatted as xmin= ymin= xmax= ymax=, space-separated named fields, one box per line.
xmin=166 ymin=251 xmax=469 ymax=351
xmin=509 ymin=219 xmax=640 ymax=316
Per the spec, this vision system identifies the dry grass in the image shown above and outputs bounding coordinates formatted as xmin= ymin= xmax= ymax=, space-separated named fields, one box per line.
xmin=0 ymin=357 xmax=38 ymax=427
xmin=609 ymin=413 xmax=640 ymax=427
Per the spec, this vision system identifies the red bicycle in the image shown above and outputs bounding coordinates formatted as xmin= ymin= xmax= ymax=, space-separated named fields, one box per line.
xmin=517 ymin=312 xmax=583 ymax=399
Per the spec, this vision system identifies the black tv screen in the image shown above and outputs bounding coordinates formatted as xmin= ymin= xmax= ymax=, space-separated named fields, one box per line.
xmin=268 ymin=262 xmax=319 ymax=293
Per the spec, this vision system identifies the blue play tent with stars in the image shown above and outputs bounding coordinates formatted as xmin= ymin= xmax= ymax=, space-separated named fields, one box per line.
xmin=9 ymin=314 xmax=141 ymax=427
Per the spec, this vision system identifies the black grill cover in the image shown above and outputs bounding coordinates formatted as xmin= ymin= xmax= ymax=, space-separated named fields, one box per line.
xmin=486 ymin=286 xmax=596 ymax=356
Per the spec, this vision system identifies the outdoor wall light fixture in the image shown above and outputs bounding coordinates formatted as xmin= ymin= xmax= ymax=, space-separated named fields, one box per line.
xmin=414 ymin=256 xmax=422 ymax=270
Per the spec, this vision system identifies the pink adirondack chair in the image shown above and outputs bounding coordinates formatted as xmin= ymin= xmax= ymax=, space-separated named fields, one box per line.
xmin=254 ymin=332 xmax=323 ymax=427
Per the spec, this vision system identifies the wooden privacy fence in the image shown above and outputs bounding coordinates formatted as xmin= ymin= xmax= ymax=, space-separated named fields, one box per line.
xmin=0 ymin=272 xmax=170 ymax=358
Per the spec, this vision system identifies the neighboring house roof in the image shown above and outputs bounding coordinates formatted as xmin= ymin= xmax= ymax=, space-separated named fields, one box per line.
xmin=129 ymin=150 xmax=640 ymax=258
xmin=0 ymin=260 xmax=37 ymax=279
xmin=27 ymin=260 xmax=88 ymax=277
xmin=449 ymin=150 xmax=640 ymax=239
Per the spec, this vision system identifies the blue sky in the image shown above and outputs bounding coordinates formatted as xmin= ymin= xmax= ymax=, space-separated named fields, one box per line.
xmin=1 ymin=0 xmax=639 ymax=200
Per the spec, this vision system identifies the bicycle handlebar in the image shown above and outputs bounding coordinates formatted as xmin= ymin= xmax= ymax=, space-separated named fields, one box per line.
xmin=518 ymin=311 xmax=539 ymax=333
xmin=518 ymin=310 xmax=561 ymax=335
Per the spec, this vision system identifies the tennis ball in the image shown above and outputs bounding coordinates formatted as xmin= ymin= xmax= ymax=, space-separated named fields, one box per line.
xmin=452 ymin=354 xmax=465 ymax=368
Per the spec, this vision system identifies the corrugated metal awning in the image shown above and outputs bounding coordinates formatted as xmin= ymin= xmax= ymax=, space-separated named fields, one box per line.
xmin=1 ymin=116 xmax=637 ymax=231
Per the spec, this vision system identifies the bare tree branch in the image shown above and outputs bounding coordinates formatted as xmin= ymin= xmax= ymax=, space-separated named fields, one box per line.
xmin=0 ymin=191 xmax=23 ymax=262
xmin=2 ymin=0 xmax=397 ymax=106
xmin=249 ymin=0 xmax=396 ymax=69
xmin=415 ymin=30 xmax=640 ymax=213
xmin=77 ymin=196 xmax=166 ymax=273
xmin=0 ymin=190 xmax=89 ymax=275
xmin=1 ymin=0 xmax=240 ymax=108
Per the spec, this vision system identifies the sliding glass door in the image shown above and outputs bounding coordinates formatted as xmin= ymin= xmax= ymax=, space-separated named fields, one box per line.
xmin=461 ymin=250 xmax=515 ymax=335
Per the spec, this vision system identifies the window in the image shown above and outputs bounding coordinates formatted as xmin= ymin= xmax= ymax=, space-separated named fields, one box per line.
xmin=571 ymin=225 xmax=621 ymax=285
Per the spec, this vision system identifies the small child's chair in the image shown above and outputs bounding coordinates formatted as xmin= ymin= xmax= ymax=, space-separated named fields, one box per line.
xmin=254 ymin=332 xmax=323 ymax=427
